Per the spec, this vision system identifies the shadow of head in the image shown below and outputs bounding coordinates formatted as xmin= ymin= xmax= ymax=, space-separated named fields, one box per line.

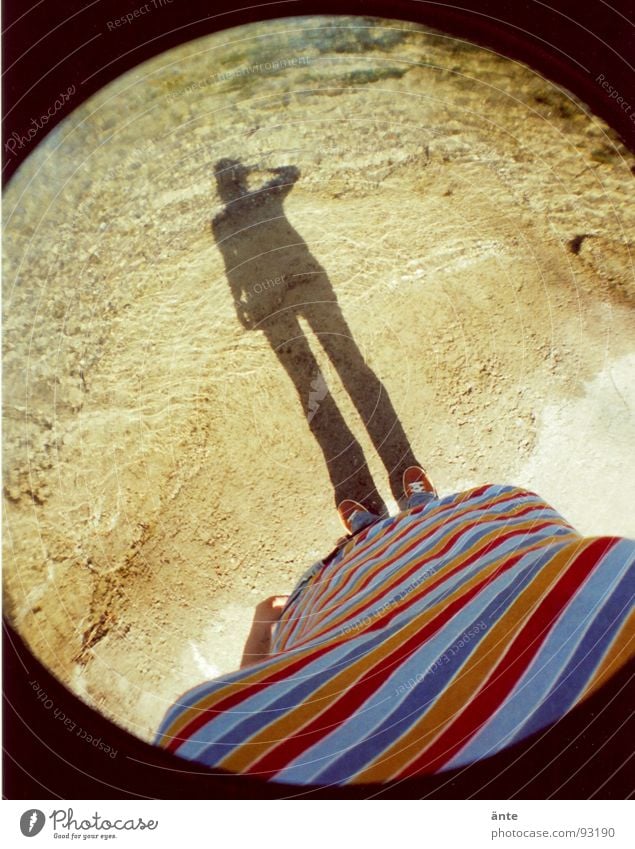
xmin=214 ymin=158 xmax=250 ymax=202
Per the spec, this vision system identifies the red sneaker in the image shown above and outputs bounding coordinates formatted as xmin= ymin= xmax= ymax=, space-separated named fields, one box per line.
xmin=337 ymin=499 xmax=371 ymax=535
xmin=402 ymin=466 xmax=437 ymax=500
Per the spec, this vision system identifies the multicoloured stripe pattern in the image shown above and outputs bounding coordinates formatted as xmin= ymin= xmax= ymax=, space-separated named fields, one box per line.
xmin=155 ymin=485 xmax=635 ymax=785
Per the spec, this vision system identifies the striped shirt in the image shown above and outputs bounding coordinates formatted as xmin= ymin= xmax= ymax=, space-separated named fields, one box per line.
xmin=155 ymin=485 xmax=635 ymax=785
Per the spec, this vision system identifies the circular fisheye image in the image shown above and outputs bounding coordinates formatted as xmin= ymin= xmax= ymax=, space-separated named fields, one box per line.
xmin=3 ymin=15 xmax=634 ymax=787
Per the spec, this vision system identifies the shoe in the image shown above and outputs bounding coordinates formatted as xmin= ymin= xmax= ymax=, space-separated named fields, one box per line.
xmin=402 ymin=466 xmax=437 ymax=500
xmin=337 ymin=499 xmax=371 ymax=535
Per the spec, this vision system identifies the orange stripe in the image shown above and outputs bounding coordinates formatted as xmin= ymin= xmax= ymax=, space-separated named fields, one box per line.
xmin=580 ymin=610 xmax=635 ymax=701
xmin=301 ymin=492 xmax=574 ymax=639
xmin=293 ymin=490 xmax=564 ymax=641
xmin=159 ymin=638 xmax=325 ymax=744
xmin=313 ymin=489 xmax=529 ymax=616
xmin=353 ymin=538 xmax=584 ymax=783
xmin=298 ymin=520 xmax=575 ymax=648
xmin=218 ymin=534 xmax=570 ymax=773
xmin=162 ymin=492 xmax=576 ymax=750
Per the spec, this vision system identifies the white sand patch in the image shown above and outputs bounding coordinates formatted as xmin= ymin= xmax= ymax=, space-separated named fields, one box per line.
xmin=518 ymin=354 xmax=635 ymax=537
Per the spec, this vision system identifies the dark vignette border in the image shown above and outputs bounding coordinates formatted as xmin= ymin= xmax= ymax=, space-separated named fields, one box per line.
xmin=3 ymin=0 xmax=635 ymax=799
xmin=4 ymin=621 xmax=635 ymax=799
xmin=3 ymin=0 xmax=635 ymax=187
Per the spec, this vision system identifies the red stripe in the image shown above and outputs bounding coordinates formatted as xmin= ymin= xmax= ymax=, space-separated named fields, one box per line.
xmin=307 ymin=520 xmax=558 ymax=646
xmin=165 ymin=639 xmax=335 ymax=752
xmin=277 ymin=499 xmax=541 ymax=650
xmin=395 ymin=536 xmax=616 ymax=777
xmin=167 ymin=493 xmax=569 ymax=754
xmin=243 ymin=543 xmax=536 ymax=776
xmin=169 ymin=519 xmax=559 ymax=753
xmin=365 ymin=524 xmax=556 ymax=633
xmin=311 ymin=499 xmax=546 ymax=633
xmin=311 ymin=488 xmax=520 ymax=613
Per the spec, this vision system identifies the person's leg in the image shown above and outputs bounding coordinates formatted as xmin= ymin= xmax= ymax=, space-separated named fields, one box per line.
xmin=406 ymin=490 xmax=437 ymax=510
xmin=402 ymin=466 xmax=438 ymax=511
xmin=338 ymin=498 xmax=381 ymax=535
xmin=349 ymin=508 xmax=380 ymax=534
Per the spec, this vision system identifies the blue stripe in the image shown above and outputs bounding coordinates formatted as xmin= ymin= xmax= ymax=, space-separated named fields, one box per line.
xmin=444 ymin=543 xmax=634 ymax=767
xmin=191 ymin=621 xmax=415 ymax=764
xmin=155 ymin=489 xmax=628 ymax=788
xmin=509 ymin=555 xmax=635 ymax=740
xmin=290 ymin=545 xmax=560 ymax=784
xmin=293 ymin=514 xmax=576 ymax=643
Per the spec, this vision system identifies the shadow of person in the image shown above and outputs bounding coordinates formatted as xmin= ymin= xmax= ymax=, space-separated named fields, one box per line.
xmin=211 ymin=157 xmax=420 ymax=512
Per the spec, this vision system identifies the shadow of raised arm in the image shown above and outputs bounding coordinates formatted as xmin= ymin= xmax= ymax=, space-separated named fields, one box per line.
xmin=261 ymin=165 xmax=300 ymax=199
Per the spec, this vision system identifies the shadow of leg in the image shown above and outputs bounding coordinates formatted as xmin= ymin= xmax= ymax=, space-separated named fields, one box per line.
xmin=303 ymin=301 xmax=421 ymax=503
xmin=259 ymin=309 xmax=387 ymax=513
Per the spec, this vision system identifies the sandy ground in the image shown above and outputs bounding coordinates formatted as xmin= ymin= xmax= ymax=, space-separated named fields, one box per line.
xmin=3 ymin=16 xmax=634 ymax=743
